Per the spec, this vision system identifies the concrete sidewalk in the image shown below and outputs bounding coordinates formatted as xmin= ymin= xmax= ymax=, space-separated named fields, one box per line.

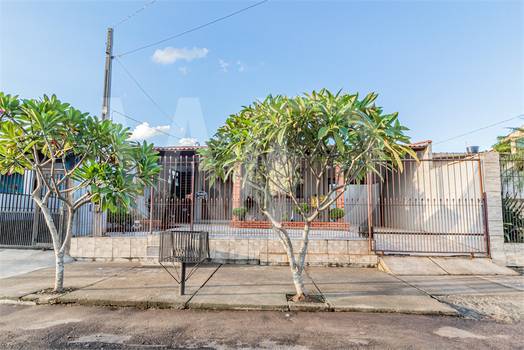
xmin=0 ymin=249 xmax=74 ymax=279
xmin=2 ymin=260 xmax=522 ymax=318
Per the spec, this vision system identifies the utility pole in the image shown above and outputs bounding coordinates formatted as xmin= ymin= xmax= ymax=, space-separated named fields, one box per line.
xmin=101 ymin=28 xmax=114 ymax=121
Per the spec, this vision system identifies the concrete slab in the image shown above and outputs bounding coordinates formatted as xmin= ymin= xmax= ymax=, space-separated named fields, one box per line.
xmin=306 ymin=267 xmax=458 ymax=315
xmin=188 ymin=265 xmax=316 ymax=311
xmin=430 ymin=258 xmax=519 ymax=275
xmin=0 ymin=249 xmax=74 ymax=279
xmin=398 ymin=275 xmax=524 ymax=296
xmin=0 ymin=261 xmax=136 ymax=301
xmin=58 ymin=263 xmax=220 ymax=309
xmin=379 ymin=257 xmax=448 ymax=276
xmin=480 ymin=275 xmax=524 ymax=291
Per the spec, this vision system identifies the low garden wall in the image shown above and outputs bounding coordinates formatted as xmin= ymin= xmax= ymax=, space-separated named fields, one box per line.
xmin=69 ymin=235 xmax=378 ymax=267
xmin=500 ymin=243 xmax=524 ymax=267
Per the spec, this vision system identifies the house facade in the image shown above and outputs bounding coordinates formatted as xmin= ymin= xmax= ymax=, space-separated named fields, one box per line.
xmin=2 ymin=143 xmax=521 ymax=267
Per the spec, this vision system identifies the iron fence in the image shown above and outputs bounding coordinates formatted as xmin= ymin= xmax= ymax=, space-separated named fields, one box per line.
xmin=0 ymin=171 xmax=63 ymax=248
xmin=370 ymin=154 xmax=487 ymax=254
xmin=500 ymin=153 xmax=524 ymax=243
xmin=73 ymin=152 xmax=488 ymax=255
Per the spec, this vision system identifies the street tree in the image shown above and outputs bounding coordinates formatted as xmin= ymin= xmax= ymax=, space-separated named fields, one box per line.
xmin=0 ymin=93 xmax=162 ymax=292
xmin=199 ymin=89 xmax=416 ymax=300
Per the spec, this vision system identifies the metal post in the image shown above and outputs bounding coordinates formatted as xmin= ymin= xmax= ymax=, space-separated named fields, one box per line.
xmin=179 ymin=262 xmax=186 ymax=296
xmin=149 ymin=187 xmax=154 ymax=236
xmin=190 ymin=160 xmax=195 ymax=231
xmin=367 ymin=172 xmax=374 ymax=252
xmin=31 ymin=187 xmax=42 ymax=247
xmin=101 ymin=28 xmax=114 ymax=121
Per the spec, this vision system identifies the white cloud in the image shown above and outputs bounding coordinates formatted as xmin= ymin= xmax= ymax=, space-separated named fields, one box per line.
xmin=219 ymin=60 xmax=230 ymax=72
xmin=179 ymin=137 xmax=198 ymax=146
xmin=237 ymin=60 xmax=245 ymax=72
xmin=151 ymin=47 xmax=209 ymax=65
xmin=179 ymin=67 xmax=188 ymax=74
xmin=129 ymin=123 xmax=170 ymax=140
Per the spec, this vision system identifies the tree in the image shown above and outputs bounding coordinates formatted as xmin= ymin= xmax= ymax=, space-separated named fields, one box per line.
xmin=199 ymin=89 xmax=416 ymax=300
xmin=0 ymin=93 xmax=162 ymax=292
xmin=493 ymin=126 xmax=524 ymax=154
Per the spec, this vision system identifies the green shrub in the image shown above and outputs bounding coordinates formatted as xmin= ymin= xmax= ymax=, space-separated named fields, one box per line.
xmin=329 ymin=208 xmax=345 ymax=220
xmin=310 ymin=195 xmax=327 ymax=208
xmin=502 ymin=196 xmax=524 ymax=243
xmin=107 ymin=207 xmax=134 ymax=227
xmin=232 ymin=207 xmax=248 ymax=218
xmin=294 ymin=203 xmax=310 ymax=214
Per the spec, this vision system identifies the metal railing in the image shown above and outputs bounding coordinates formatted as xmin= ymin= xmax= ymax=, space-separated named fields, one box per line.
xmin=0 ymin=170 xmax=63 ymax=248
xmin=500 ymin=153 xmax=524 ymax=243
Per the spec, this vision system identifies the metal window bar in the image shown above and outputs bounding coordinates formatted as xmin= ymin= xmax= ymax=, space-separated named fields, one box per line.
xmin=500 ymin=153 xmax=524 ymax=243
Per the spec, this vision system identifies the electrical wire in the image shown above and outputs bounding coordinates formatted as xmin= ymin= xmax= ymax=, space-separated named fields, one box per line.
xmin=117 ymin=0 xmax=268 ymax=57
xmin=115 ymin=58 xmax=190 ymax=138
xmin=434 ymin=114 xmax=524 ymax=145
xmin=113 ymin=0 xmax=157 ymax=28
xmin=110 ymin=109 xmax=181 ymax=140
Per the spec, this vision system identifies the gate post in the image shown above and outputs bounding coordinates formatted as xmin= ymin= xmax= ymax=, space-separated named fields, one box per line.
xmin=149 ymin=186 xmax=154 ymax=236
xmin=31 ymin=187 xmax=42 ymax=246
xmin=367 ymin=172 xmax=374 ymax=252
xmin=190 ymin=159 xmax=195 ymax=231
xmin=480 ymin=151 xmax=504 ymax=262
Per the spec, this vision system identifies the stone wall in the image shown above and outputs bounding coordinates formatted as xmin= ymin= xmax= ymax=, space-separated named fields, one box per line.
xmin=70 ymin=236 xmax=148 ymax=262
xmin=500 ymin=243 xmax=524 ymax=266
xmin=208 ymin=238 xmax=376 ymax=267
xmin=69 ymin=236 xmax=378 ymax=267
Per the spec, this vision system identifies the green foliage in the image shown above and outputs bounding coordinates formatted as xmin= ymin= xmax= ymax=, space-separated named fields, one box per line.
xmin=199 ymin=89 xmax=415 ymax=224
xmin=107 ymin=207 xmax=144 ymax=228
xmin=0 ymin=93 xmax=162 ymax=212
xmin=502 ymin=196 xmax=524 ymax=243
xmin=310 ymin=195 xmax=327 ymax=209
xmin=281 ymin=211 xmax=289 ymax=221
xmin=492 ymin=126 xmax=524 ymax=154
xmin=232 ymin=207 xmax=248 ymax=218
xmin=329 ymin=208 xmax=345 ymax=219
xmin=294 ymin=203 xmax=310 ymax=214
xmin=199 ymin=89 xmax=415 ymax=187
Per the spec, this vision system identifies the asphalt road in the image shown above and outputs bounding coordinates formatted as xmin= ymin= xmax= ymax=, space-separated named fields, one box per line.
xmin=0 ymin=305 xmax=522 ymax=350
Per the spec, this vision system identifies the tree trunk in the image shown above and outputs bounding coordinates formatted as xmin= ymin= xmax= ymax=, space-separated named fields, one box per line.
xmin=36 ymin=201 xmax=63 ymax=292
xmin=273 ymin=224 xmax=308 ymax=298
xmin=291 ymin=266 xmax=306 ymax=297
xmin=54 ymin=250 xmax=65 ymax=292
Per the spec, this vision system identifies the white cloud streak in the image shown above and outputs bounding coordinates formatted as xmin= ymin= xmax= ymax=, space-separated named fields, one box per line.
xmin=151 ymin=47 xmax=209 ymax=65
xmin=179 ymin=137 xmax=198 ymax=146
xmin=129 ymin=123 xmax=170 ymax=140
xmin=237 ymin=60 xmax=245 ymax=72
xmin=219 ymin=60 xmax=230 ymax=72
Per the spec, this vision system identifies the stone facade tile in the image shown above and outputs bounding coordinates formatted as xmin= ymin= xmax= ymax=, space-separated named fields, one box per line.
xmin=112 ymin=237 xmax=131 ymax=259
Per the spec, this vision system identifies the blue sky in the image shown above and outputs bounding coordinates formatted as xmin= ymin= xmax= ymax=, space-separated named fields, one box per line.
xmin=1 ymin=0 xmax=522 ymax=152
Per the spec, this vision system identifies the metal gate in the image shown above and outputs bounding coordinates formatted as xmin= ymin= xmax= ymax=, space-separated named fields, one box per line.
xmin=368 ymin=155 xmax=488 ymax=255
xmin=0 ymin=171 xmax=65 ymax=249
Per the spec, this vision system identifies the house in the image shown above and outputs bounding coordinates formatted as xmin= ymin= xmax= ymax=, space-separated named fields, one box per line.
xmin=3 ymin=142 xmax=518 ymax=267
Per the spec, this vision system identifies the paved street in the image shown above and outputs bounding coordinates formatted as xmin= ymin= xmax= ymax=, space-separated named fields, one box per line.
xmin=1 ymin=304 xmax=522 ymax=350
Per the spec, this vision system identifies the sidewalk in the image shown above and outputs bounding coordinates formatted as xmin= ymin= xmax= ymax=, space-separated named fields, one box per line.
xmin=1 ymin=258 xmax=522 ymax=319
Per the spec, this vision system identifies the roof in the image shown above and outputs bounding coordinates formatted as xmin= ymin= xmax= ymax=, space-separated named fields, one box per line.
xmin=153 ymin=146 xmax=206 ymax=151
xmin=404 ymin=140 xmax=432 ymax=151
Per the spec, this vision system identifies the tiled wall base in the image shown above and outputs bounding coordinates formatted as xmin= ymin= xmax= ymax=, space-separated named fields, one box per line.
xmin=70 ymin=236 xmax=378 ymax=267
xmin=499 ymin=243 xmax=524 ymax=267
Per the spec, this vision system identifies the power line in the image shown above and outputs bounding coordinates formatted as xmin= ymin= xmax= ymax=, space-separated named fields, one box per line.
xmin=117 ymin=0 xmax=268 ymax=57
xmin=113 ymin=0 xmax=158 ymax=28
xmin=434 ymin=114 xmax=524 ymax=145
xmin=114 ymin=58 xmax=190 ymax=138
xmin=110 ymin=109 xmax=181 ymax=140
